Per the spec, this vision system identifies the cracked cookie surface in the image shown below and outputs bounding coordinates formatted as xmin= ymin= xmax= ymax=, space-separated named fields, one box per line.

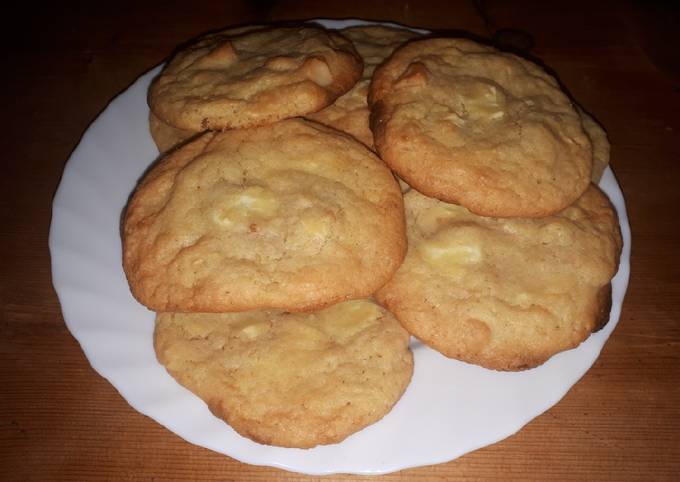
xmin=149 ymin=26 xmax=362 ymax=131
xmin=124 ymin=118 xmax=405 ymax=312
xmin=369 ymin=38 xmax=593 ymax=217
xmin=375 ymin=185 xmax=622 ymax=370
xmin=154 ymin=299 xmax=413 ymax=448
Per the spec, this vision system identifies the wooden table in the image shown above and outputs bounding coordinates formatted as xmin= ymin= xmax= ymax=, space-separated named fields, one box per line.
xmin=3 ymin=1 xmax=679 ymax=480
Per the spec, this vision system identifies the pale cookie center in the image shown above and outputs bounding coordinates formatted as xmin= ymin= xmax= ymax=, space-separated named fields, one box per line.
xmin=212 ymin=186 xmax=279 ymax=227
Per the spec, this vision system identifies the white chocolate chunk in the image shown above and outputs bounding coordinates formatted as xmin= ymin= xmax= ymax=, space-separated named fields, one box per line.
xmin=419 ymin=231 xmax=483 ymax=277
xmin=212 ymin=186 xmax=279 ymax=226
xmin=304 ymin=57 xmax=333 ymax=86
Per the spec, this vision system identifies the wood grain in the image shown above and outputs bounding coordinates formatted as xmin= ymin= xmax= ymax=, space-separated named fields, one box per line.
xmin=2 ymin=1 xmax=679 ymax=480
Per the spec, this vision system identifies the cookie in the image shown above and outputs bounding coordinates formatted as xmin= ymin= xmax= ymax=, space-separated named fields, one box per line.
xmin=148 ymin=26 xmax=363 ymax=131
xmin=369 ymin=38 xmax=593 ymax=217
xmin=306 ymin=25 xmax=418 ymax=148
xmin=154 ymin=299 xmax=414 ymax=448
xmin=578 ymin=108 xmax=610 ymax=182
xmin=123 ymin=118 xmax=406 ymax=312
xmin=148 ymin=112 xmax=197 ymax=153
xmin=375 ymin=185 xmax=622 ymax=370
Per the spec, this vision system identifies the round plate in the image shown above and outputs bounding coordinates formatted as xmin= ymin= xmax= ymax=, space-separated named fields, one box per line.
xmin=49 ymin=19 xmax=631 ymax=475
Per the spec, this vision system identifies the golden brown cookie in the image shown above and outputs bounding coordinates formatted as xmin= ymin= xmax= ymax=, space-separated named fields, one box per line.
xmin=148 ymin=112 xmax=197 ymax=153
xmin=306 ymin=25 xmax=418 ymax=148
xmin=369 ymin=38 xmax=593 ymax=218
xmin=154 ymin=300 xmax=414 ymax=448
xmin=375 ymin=185 xmax=622 ymax=371
xmin=123 ymin=118 xmax=406 ymax=312
xmin=578 ymin=108 xmax=610 ymax=182
xmin=149 ymin=26 xmax=363 ymax=131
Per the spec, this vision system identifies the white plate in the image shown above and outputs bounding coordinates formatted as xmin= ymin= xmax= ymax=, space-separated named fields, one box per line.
xmin=49 ymin=19 xmax=631 ymax=476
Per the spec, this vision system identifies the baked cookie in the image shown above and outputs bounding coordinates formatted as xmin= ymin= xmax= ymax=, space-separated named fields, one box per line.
xmin=369 ymin=38 xmax=593 ymax=217
xmin=149 ymin=26 xmax=363 ymax=131
xmin=148 ymin=112 xmax=197 ymax=153
xmin=306 ymin=25 xmax=418 ymax=148
xmin=123 ymin=118 xmax=406 ymax=312
xmin=154 ymin=299 xmax=414 ymax=448
xmin=578 ymin=108 xmax=610 ymax=182
xmin=375 ymin=185 xmax=622 ymax=370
